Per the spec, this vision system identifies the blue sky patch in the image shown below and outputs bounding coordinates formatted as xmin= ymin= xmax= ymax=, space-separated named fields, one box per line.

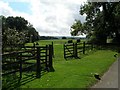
xmin=9 ymin=2 xmax=31 ymax=14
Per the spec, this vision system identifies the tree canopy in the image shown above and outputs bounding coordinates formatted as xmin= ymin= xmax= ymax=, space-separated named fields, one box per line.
xmin=5 ymin=16 xmax=28 ymax=31
xmin=1 ymin=15 xmax=40 ymax=48
xmin=70 ymin=20 xmax=83 ymax=36
xmin=71 ymin=2 xmax=120 ymax=44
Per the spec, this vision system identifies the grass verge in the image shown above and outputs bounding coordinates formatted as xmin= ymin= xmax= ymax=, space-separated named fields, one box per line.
xmin=20 ymin=40 xmax=117 ymax=88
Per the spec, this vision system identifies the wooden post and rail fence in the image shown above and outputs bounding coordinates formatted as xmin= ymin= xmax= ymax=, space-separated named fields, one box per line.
xmin=2 ymin=43 xmax=54 ymax=79
xmin=64 ymin=42 xmax=94 ymax=59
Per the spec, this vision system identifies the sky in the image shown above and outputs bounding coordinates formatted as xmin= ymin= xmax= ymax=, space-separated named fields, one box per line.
xmin=0 ymin=0 xmax=87 ymax=36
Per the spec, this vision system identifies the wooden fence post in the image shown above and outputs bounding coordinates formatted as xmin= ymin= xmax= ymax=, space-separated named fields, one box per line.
xmin=63 ymin=44 xmax=65 ymax=58
xmin=64 ymin=44 xmax=66 ymax=59
xmin=48 ymin=45 xmax=54 ymax=72
xmin=36 ymin=47 xmax=41 ymax=78
xmin=74 ymin=43 xmax=78 ymax=58
xmin=45 ymin=45 xmax=49 ymax=71
xmin=83 ymin=42 xmax=85 ymax=54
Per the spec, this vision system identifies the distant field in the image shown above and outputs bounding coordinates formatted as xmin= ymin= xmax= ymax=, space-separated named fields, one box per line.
xmin=25 ymin=39 xmax=86 ymax=46
xmin=20 ymin=39 xmax=117 ymax=88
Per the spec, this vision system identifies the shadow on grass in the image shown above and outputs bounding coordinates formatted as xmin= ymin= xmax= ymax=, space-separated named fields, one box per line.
xmin=2 ymin=68 xmax=55 ymax=90
xmin=95 ymin=43 xmax=120 ymax=52
xmin=2 ymin=72 xmax=36 ymax=90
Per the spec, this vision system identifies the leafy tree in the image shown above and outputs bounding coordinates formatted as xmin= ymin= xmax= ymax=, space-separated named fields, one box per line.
xmin=27 ymin=23 xmax=40 ymax=42
xmin=1 ymin=15 xmax=40 ymax=50
xmin=70 ymin=20 xmax=83 ymax=36
xmin=80 ymin=2 xmax=109 ymax=44
xmin=71 ymin=2 xmax=120 ymax=44
xmin=3 ymin=28 xmax=27 ymax=45
xmin=6 ymin=16 xmax=28 ymax=31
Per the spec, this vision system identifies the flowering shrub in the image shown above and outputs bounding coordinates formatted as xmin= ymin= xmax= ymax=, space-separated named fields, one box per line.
xmin=2 ymin=28 xmax=29 ymax=52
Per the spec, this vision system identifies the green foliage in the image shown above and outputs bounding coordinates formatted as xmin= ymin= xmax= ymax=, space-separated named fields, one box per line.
xmin=3 ymin=28 xmax=28 ymax=46
xmin=27 ymin=24 xmax=40 ymax=42
xmin=70 ymin=20 xmax=83 ymax=36
xmin=6 ymin=16 xmax=28 ymax=31
xmin=1 ymin=15 xmax=40 ymax=50
xmin=71 ymin=2 xmax=120 ymax=44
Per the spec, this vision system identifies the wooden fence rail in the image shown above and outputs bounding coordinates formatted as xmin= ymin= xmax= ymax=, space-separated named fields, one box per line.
xmin=64 ymin=43 xmax=74 ymax=59
xmin=2 ymin=44 xmax=54 ymax=79
xmin=64 ymin=42 xmax=94 ymax=59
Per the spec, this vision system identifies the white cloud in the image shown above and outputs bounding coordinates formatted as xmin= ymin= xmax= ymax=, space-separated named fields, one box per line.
xmin=0 ymin=0 xmax=87 ymax=36
xmin=0 ymin=1 xmax=13 ymax=16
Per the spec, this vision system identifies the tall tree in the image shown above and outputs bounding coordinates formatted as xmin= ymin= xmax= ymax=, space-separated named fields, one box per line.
xmin=1 ymin=15 xmax=40 ymax=49
xmin=6 ymin=16 xmax=28 ymax=31
xmin=71 ymin=2 xmax=120 ymax=44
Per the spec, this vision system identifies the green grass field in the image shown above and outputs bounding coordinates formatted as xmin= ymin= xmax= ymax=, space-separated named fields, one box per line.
xmin=19 ymin=39 xmax=117 ymax=88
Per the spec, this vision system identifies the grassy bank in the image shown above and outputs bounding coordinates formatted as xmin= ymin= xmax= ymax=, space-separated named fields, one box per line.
xmin=19 ymin=40 xmax=117 ymax=88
